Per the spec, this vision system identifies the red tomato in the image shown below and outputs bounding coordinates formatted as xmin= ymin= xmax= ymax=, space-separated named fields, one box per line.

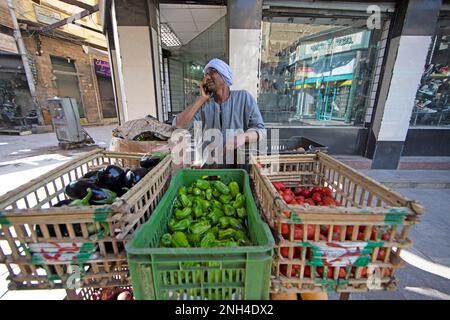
xmin=322 ymin=196 xmax=337 ymax=206
xmin=377 ymin=248 xmax=386 ymax=261
xmin=322 ymin=187 xmax=333 ymax=196
xmin=293 ymin=225 xmax=314 ymax=240
xmin=383 ymin=269 xmax=392 ymax=277
xmin=346 ymin=226 xmax=355 ymax=239
xmin=382 ymin=232 xmax=391 ymax=241
xmin=319 ymin=234 xmax=328 ymax=241
xmin=294 ymin=186 xmax=304 ymax=196
xmin=294 ymin=247 xmax=302 ymax=258
xmin=281 ymin=223 xmax=290 ymax=237
xmin=293 ymin=225 xmax=303 ymax=240
xmin=311 ymin=186 xmax=323 ymax=194
xmin=338 ymin=268 xmax=346 ymax=278
xmin=317 ymin=267 xmax=332 ymax=278
xmin=303 ymin=266 xmax=311 ymax=277
xmin=272 ymin=182 xmax=286 ymax=191
xmin=360 ymin=267 xmax=368 ymax=277
xmin=332 ymin=226 xmax=342 ymax=240
xmin=320 ymin=225 xmax=330 ymax=235
xmin=282 ymin=194 xmax=294 ymax=204
xmin=304 ymin=198 xmax=315 ymax=206
xmin=280 ymin=247 xmax=289 ymax=258
xmin=290 ymin=200 xmax=299 ymax=205
xmin=295 ymin=195 xmax=305 ymax=202
xmin=300 ymin=189 xmax=311 ymax=198
xmin=311 ymin=192 xmax=322 ymax=204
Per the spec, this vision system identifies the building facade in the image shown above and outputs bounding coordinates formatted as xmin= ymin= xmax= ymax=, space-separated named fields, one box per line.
xmin=0 ymin=0 xmax=117 ymax=126
xmin=101 ymin=0 xmax=450 ymax=168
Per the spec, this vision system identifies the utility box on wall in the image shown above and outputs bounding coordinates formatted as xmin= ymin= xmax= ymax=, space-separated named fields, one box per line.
xmin=47 ymin=97 xmax=93 ymax=149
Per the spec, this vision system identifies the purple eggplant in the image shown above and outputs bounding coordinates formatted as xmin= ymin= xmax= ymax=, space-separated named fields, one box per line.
xmin=124 ymin=168 xmax=149 ymax=188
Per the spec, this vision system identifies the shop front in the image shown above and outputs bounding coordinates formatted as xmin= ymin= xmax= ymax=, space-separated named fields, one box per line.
xmin=403 ymin=11 xmax=450 ymax=156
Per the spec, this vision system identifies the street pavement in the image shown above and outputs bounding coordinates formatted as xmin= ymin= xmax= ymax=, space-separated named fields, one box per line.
xmin=0 ymin=125 xmax=449 ymax=300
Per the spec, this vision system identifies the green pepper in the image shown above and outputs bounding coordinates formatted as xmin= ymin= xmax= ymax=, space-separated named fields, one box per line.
xmin=169 ymin=218 xmax=191 ymax=232
xmin=236 ymin=207 xmax=247 ymax=219
xmin=174 ymin=198 xmax=183 ymax=209
xmin=229 ymin=217 xmax=243 ymax=230
xmin=196 ymin=179 xmax=210 ymax=190
xmin=69 ymin=188 xmax=93 ymax=207
xmin=177 ymin=186 xmax=187 ymax=196
xmin=218 ymin=216 xmax=230 ymax=229
xmin=224 ymin=240 xmax=239 ymax=247
xmin=232 ymin=193 xmax=245 ymax=209
xmin=223 ymin=204 xmax=236 ymax=217
xmin=193 ymin=205 xmax=204 ymax=219
xmin=198 ymin=199 xmax=211 ymax=212
xmin=175 ymin=207 xmax=192 ymax=220
xmin=190 ymin=221 xmax=211 ymax=235
xmin=214 ymin=181 xmax=230 ymax=195
xmin=218 ymin=228 xmax=236 ymax=240
xmin=179 ymin=194 xmax=192 ymax=207
xmin=192 ymin=187 xmax=202 ymax=196
xmin=187 ymin=233 xmax=201 ymax=246
xmin=212 ymin=189 xmax=220 ymax=198
xmin=187 ymin=187 xmax=193 ymax=194
xmin=234 ymin=230 xmax=245 ymax=242
xmin=171 ymin=231 xmax=190 ymax=248
xmin=209 ymin=226 xmax=219 ymax=237
xmin=207 ymin=208 xmax=224 ymax=225
xmin=228 ymin=181 xmax=240 ymax=198
xmin=161 ymin=233 xmax=172 ymax=247
xmin=211 ymin=200 xmax=222 ymax=209
xmin=205 ymin=188 xmax=213 ymax=201
xmin=200 ymin=232 xmax=216 ymax=248
xmin=219 ymin=194 xmax=233 ymax=204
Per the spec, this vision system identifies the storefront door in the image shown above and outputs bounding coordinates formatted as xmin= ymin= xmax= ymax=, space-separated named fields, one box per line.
xmin=50 ymin=56 xmax=85 ymax=119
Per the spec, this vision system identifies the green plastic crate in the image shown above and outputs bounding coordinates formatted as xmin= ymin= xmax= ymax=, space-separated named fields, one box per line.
xmin=126 ymin=169 xmax=274 ymax=300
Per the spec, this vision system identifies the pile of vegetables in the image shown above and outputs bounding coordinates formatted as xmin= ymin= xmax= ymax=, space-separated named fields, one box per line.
xmin=272 ymin=182 xmax=340 ymax=206
xmin=58 ymin=152 xmax=167 ymax=208
xmin=160 ymin=177 xmax=251 ymax=248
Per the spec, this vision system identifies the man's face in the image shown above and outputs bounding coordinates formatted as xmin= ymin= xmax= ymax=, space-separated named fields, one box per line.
xmin=204 ymin=68 xmax=226 ymax=92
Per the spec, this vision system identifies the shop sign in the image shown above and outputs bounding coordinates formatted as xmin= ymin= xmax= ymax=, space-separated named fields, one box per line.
xmin=33 ymin=4 xmax=61 ymax=25
xmin=0 ymin=33 xmax=18 ymax=54
xmin=94 ymin=59 xmax=111 ymax=77
xmin=297 ymin=31 xmax=370 ymax=61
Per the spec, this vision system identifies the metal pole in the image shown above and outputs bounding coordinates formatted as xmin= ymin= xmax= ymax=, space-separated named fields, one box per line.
xmin=7 ymin=0 xmax=44 ymax=125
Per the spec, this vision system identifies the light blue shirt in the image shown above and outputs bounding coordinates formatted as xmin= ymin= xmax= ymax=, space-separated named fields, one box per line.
xmin=173 ymin=90 xmax=266 ymax=142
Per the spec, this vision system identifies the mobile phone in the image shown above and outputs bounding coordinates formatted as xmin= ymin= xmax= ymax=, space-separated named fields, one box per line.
xmin=202 ymin=83 xmax=211 ymax=95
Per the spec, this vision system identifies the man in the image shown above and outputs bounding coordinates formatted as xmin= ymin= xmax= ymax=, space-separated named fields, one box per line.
xmin=172 ymin=58 xmax=265 ymax=165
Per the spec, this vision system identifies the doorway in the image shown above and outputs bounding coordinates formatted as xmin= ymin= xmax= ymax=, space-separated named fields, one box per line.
xmin=50 ymin=56 xmax=85 ymax=120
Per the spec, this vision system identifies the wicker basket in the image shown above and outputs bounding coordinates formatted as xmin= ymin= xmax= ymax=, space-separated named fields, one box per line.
xmin=250 ymin=152 xmax=424 ymax=294
xmin=0 ymin=149 xmax=171 ymax=290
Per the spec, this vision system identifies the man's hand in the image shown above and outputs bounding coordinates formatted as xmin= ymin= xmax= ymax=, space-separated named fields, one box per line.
xmin=199 ymin=82 xmax=211 ymax=101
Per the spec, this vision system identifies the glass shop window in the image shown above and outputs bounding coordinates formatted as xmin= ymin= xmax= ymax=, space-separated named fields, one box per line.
xmin=410 ymin=23 xmax=450 ymax=127
xmin=259 ymin=20 xmax=383 ymax=126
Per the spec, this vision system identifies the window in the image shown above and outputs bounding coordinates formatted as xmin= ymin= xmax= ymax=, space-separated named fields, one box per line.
xmin=410 ymin=19 xmax=450 ymax=127
xmin=259 ymin=20 xmax=383 ymax=126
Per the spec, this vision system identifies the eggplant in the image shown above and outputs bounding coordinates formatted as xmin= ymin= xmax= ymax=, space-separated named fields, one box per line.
xmin=124 ymin=168 xmax=149 ymax=188
xmin=65 ymin=179 xmax=100 ymax=200
xmin=83 ymin=170 xmax=100 ymax=183
xmin=97 ymin=165 xmax=126 ymax=193
xmin=140 ymin=152 xmax=167 ymax=169
xmin=89 ymin=187 xmax=117 ymax=205
xmin=52 ymin=199 xmax=72 ymax=207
